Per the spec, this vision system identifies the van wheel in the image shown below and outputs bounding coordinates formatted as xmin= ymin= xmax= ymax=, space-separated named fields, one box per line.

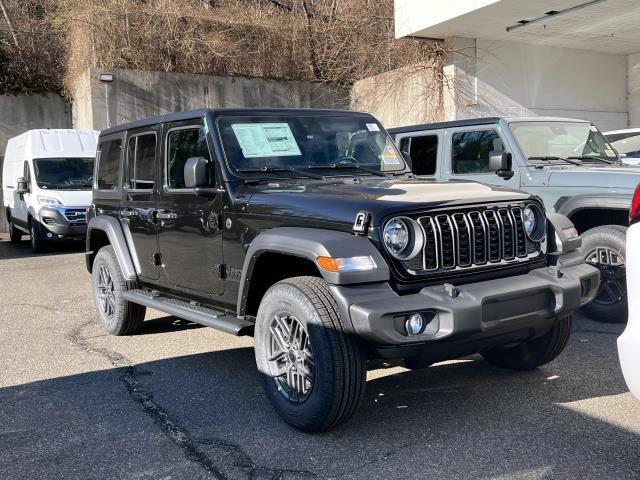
xmin=482 ymin=315 xmax=572 ymax=371
xmin=254 ymin=276 xmax=366 ymax=433
xmin=581 ymin=225 xmax=627 ymax=323
xmin=91 ymin=245 xmax=146 ymax=335
xmin=9 ymin=220 xmax=22 ymax=243
xmin=29 ymin=219 xmax=46 ymax=253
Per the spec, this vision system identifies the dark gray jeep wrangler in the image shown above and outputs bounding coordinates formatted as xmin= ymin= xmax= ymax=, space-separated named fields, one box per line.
xmin=86 ymin=108 xmax=599 ymax=432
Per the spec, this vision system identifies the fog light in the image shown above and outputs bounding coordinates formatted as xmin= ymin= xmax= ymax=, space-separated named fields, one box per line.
xmin=405 ymin=313 xmax=424 ymax=335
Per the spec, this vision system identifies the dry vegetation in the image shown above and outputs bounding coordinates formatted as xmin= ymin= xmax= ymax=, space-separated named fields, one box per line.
xmin=0 ymin=0 xmax=444 ymax=99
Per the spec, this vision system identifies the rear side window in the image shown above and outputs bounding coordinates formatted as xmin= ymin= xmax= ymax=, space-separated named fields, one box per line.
xmin=97 ymin=139 xmax=122 ymax=190
xmin=452 ymin=130 xmax=503 ymax=174
xmin=166 ymin=127 xmax=211 ymax=189
xmin=407 ymin=135 xmax=438 ymax=176
xmin=127 ymin=133 xmax=156 ymax=191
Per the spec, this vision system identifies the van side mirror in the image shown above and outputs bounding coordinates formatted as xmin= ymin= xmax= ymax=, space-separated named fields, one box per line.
xmin=184 ymin=157 xmax=209 ymax=188
xmin=489 ymin=150 xmax=514 ymax=179
xmin=16 ymin=177 xmax=29 ymax=195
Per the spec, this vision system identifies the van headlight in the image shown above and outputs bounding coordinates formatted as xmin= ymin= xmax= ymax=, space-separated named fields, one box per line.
xmin=383 ymin=217 xmax=424 ymax=260
xmin=37 ymin=195 xmax=63 ymax=206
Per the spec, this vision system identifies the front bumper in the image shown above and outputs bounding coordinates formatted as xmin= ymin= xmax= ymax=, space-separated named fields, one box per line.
xmin=618 ymin=222 xmax=640 ymax=399
xmin=38 ymin=206 xmax=87 ymax=238
xmin=331 ymin=261 xmax=600 ymax=357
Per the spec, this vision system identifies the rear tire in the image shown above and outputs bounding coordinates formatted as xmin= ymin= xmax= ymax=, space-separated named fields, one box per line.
xmin=9 ymin=220 xmax=22 ymax=243
xmin=581 ymin=225 xmax=627 ymax=323
xmin=254 ymin=276 xmax=366 ymax=433
xmin=92 ymin=245 xmax=146 ymax=336
xmin=482 ymin=315 xmax=572 ymax=371
xmin=29 ymin=218 xmax=46 ymax=253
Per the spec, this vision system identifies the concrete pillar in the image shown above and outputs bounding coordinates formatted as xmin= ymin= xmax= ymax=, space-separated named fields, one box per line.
xmin=442 ymin=37 xmax=478 ymax=121
xmin=628 ymin=53 xmax=640 ymax=128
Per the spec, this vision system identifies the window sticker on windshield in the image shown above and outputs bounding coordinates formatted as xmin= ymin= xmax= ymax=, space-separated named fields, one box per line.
xmin=380 ymin=143 xmax=402 ymax=165
xmin=231 ymin=123 xmax=302 ymax=158
xmin=366 ymin=123 xmax=380 ymax=132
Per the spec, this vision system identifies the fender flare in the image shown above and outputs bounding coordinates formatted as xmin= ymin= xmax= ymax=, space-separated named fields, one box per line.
xmin=554 ymin=194 xmax=632 ymax=218
xmin=86 ymin=215 xmax=137 ymax=281
xmin=237 ymin=227 xmax=390 ymax=316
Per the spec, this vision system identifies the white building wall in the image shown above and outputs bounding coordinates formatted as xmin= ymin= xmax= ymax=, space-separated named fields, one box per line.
xmin=446 ymin=38 xmax=629 ymax=132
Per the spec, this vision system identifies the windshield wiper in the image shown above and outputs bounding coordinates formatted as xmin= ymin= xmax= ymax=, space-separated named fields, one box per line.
xmin=567 ymin=155 xmax=615 ymax=165
xmin=308 ymin=163 xmax=387 ymax=177
xmin=236 ymin=166 xmax=324 ymax=180
xmin=528 ymin=156 xmax=582 ymax=166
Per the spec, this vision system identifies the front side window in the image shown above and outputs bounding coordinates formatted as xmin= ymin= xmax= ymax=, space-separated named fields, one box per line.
xmin=452 ymin=130 xmax=503 ymax=174
xmin=510 ymin=121 xmax=618 ymax=163
xmin=217 ymin=115 xmax=405 ymax=176
xmin=127 ymin=133 xmax=156 ymax=191
xmin=167 ymin=127 xmax=211 ymax=189
xmin=97 ymin=139 xmax=122 ymax=190
xmin=407 ymin=135 xmax=438 ymax=176
xmin=34 ymin=157 xmax=94 ymax=190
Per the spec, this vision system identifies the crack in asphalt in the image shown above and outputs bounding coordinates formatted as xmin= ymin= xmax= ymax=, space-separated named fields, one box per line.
xmin=67 ymin=319 xmax=317 ymax=480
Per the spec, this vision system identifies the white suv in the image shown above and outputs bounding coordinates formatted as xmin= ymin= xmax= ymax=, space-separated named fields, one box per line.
xmin=619 ymin=183 xmax=640 ymax=399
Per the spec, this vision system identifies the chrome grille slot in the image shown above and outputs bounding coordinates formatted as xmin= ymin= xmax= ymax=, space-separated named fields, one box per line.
xmin=510 ymin=207 xmax=528 ymax=257
xmin=435 ymin=215 xmax=456 ymax=269
xmin=483 ymin=210 xmax=502 ymax=262
xmin=452 ymin=213 xmax=472 ymax=267
xmin=410 ymin=204 xmax=544 ymax=275
xmin=63 ymin=208 xmax=87 ymax=224
xmin=498 ymin=208 xmax=515 ymax=260
xmin=468 ymin=211 xmax=487 ymax=265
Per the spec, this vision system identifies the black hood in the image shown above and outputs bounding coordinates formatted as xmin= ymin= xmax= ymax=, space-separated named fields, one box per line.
xmin=237 ymin=176 xmax=533 ymax=226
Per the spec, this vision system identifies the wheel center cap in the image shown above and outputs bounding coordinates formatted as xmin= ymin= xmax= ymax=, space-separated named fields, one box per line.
xmin=288 ymin=351 xmax=297 ymax=363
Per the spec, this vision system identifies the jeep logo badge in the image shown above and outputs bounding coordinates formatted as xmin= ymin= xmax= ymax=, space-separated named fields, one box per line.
xmin=353 ymin=211 xmax=370 ymax=234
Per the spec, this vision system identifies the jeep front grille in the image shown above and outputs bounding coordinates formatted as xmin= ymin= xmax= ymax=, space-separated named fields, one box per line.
xmin=405 ymin=205 xmax=543 ymax=274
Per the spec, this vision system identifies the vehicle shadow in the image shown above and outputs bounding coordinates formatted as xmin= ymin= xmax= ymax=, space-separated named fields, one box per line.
xmin=1 ymin=318 xmax=638 ymax=479
xmin=0 ymin=233 xmax=84 ymax=259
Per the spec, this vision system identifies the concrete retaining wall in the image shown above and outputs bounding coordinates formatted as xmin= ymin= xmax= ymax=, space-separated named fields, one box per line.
xmin=72 ymin=68 xmax=351 ymax=131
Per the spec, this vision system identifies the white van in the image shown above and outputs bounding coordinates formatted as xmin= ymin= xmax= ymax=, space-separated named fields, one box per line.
xmin=2 ymin=129 xmax=99 ymax=252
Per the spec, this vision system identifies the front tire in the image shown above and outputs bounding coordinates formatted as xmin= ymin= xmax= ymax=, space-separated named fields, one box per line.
xmin=482 ymin=315 xmax=572 ymax=370
xmin=254 ymin=276 xmax=366 ymax=433
xmin=91 ymin=245 xmax=146 ymax=335
xmin=29 ymin=218 xmax=46 ymax=253
xmin=581 ymin=225 xmax=627 ymax=323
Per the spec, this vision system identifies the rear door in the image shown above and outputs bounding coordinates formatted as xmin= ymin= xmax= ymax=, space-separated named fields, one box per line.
xmin=156 ymin=118 xmax=224 ymax=298
xmin=121 ymin=127 xmax=160 ymax=281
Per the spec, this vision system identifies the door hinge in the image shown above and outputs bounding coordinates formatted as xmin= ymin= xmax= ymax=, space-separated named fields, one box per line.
xmin=153 ymin=252 xmax=162 ymax=267
xmin=213 ymin=263 xmax=226 ymax=280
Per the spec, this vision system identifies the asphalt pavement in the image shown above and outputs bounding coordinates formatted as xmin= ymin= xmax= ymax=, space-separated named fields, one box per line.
xmin=0 ymin=233 xmax=638 ymax=480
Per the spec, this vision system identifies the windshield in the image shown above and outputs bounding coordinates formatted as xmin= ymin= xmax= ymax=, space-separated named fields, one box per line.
xmin=217 ymin=115 xmax=406 ymax=176
xmin=510 ymin=121 xmax=618 ymax=163
xmin=606 ymin=131 xmax=640 ymax=158
xmin=33 ymin=158 xmax=94 ymax=190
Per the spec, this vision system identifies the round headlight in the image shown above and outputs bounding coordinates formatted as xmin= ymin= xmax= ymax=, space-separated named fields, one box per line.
xmin=383 ymin=217 xmax=424 ymax=260
xmin=383 ymin=218 xmax=410 ymax=256
xmin=523 ymin=206 xmax=536 ymax=237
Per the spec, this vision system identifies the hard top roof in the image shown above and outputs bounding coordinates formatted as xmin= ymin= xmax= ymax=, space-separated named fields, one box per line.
xmin=387 ymin=116 xmax=590 ymax=135
xmin=5 ymin=129 xmax=99 ymax=159
xmin=99 ymin=108 xmax=371 ymax=137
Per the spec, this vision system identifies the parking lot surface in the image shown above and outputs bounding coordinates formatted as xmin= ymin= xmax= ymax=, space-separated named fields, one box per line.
xmin=0 ymin=234 xmax=639 ymax=480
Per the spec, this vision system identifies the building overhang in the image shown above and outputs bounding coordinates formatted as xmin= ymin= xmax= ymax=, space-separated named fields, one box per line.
xmin=395 ymin=0 xmax=640 ymax=54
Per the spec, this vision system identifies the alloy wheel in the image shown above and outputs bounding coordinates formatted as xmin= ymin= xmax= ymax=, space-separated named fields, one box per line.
xmin=586 ymin=247 xmax=626 ymax=306
xmin=97 ymin=264 xmax=117 ymax=318
xmin=266 ymin=313 xmax=314 ymax=403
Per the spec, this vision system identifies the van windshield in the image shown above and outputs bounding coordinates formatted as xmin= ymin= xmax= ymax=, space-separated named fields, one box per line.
xmin=33 ymin=158 xmax=94 ymax=190
xmin=217 ymin=115 xmax=406 ymax=177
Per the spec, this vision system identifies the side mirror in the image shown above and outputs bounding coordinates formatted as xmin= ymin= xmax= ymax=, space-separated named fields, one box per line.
xmin=16 ymin=177 xmax=29 ymax=195
xmin=184 ymin=156 xmax=209 ymax=188
xmin=489 ymin=150 xmax=514 ymax=179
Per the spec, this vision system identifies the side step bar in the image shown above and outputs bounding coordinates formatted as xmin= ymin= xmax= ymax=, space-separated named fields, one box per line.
xmin=122 ymin=289 xmax=254 ymax=336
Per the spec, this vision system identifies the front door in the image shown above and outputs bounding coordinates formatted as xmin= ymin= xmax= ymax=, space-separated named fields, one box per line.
xmin=444 ymin=127 xmax=521 ymax=190
xmin=156 ymin=119 xmax=224 ymax=298
xmin=121 ymin=128 xmax=160 ymax=281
